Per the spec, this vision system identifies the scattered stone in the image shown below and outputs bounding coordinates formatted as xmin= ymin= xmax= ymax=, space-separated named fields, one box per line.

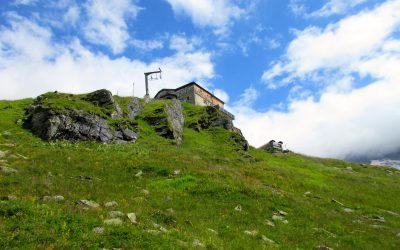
xmin=396 ymin=232 xmax=400 ymax=237
xmin=141 ymin=189 xmax=150 ymax=195
xmin=278 ymin=210 xmax=288 ymax=216
xmin=0 ymin=166 xmax=18 ymax=173
xmin=135 ymin=170 xmax=143 ymax=177
xmin=146 ymin=230 xmax=161 ymax=235
xmin=244 ymin=230 xmax=258 ymax=237
xmin=370 ymin=224 xmax=387 ymax=229
xmin=234 ymin=204 xmax=242 ymax=211
xmin=261 ymin=235 xmax=276 ymax=244
xmin=343 ymin=208 xmax=354 ymax=213
xmin=15 ymin=153 xmax=28 ymax=160
xmin=312 ymin=228 xmax=337 ymax=238
xmin=384 ymin=210 xmax=399 ymax=216
xmin=177 ymin=240 xmax=189 ymax=247
xmin=93 ymin=227 xmax=105 ymax=234
xmin=43 ymin=195 xmax=64 ymax=201
xmin=192 ymin=239 xmax=205 ymax=248
xmin=127 ymin=98 xmax=143 ymax=120
xmin=304 ymin=191 xmax=311 ymax=196
xmin=152 ymin=222 xmax=168 ymax=232
xmin=127 ymin=213 xmax=137 ymax=224
xmin=346 ymin=166 xmax=353 ymax=171
xmin=0 ymin=150 xmax=8 ymax=158
xmin=282 ymin=220 xmax=289 ymax=224
xmin=372 ymin=215 xmax=385 ymax=222
xmin=166 ymin=208 xmax=175 ymax=214
xmin=165 ymin=99 xmax=185 ymax=146
xmin=108 ymin=211 xmax=125 ymax=218
xmin=1 ymin=195 xmax=17 ymax=201
xmin=207 ymin=228 xmax=218 ymax=234
xmin=103 ymin=218 xmax=123 ymax=225
xmin=315 ymin=246 xmax=333 ymax=250
xmin=266 ymin=220 xmax=275 ymax=227
xmin=76 ymin=199 xmax=100 ymax=209
xmin=172 ymin=169 xmax=181 ymax=176
xmin=3 ymin=131 xmax=11 ymax=136
xmin=104 ymin=201 xmax=118 ymax=208
xmin=272 ymin=215 xmax=284 ymax=221
xmin=331 ymin=199 xmax=344 ymax=206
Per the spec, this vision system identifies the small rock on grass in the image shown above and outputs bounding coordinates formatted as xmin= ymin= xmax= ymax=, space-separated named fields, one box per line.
xmin=0 ymin=150 xmax=8 ymax=158
xmin=177 ymin=240 xmax=189 ymax=247
xmin=234 ymin=204 xmax=242 ymax=211
xmin=343 ymin=208 xmax=354 ymax=213
xmin=315 ymin=246 xmax=334 ymax=250
xmin=1 ymin=195 xmax=17 ymax=201
xmin=76 ymin=199 xmax=100 ymax=209
xmin=396 ymin=232 xmax=400 ymax=237
xmin=278 ymin=210 xmax=288 ymax=216
xmin=104 ymin=201 xmax=118 ymax=208
xmin=153 ymin=222 xmax=168 ymax=232
xmin=261 ymin=235 xmax=276 ymax=244
xmin=192 ymin=239 xmax=205 ymax=248
xmin=207 ymin=228 xmax=218 ymax=234
xmin=135 ymin=170 xmax=143 ymax=177
xmin=244 ymin=230 xmax=258 ymax=237
xmin=93 ymin=227 xmax=105 ymax=234
xmin=103 ymin=218 xmax=123 ymax=225
xmin=140 ymin=189 xmax=149 ymax=195
xmin=43 ymin=195 xmax=64 ymax=201
xmin=172 ymin=169 xmax=181 ymax=176
xmin=272 ymin=215 xmax=284 ymax=221
xmin=109 ymin=211 xmax=125 ymax=218
xmin=266 ymin=220 xmax=275 ymax=227
xmin=127 ymin=213 xmax=137 ymax=224
xmin=0 ymin=166 xmax=18 ymax=173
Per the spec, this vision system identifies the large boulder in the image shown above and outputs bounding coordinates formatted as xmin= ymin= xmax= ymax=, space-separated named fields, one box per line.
xmin=166 ymin=99 xmax=184 ymax=146
xmin=85 ymin=89 xmax=123 ymax=119
xmin=25 ymin=91 xmax=137 ymax=144
xmin=127 ymin=98 xmax=143 ymax=120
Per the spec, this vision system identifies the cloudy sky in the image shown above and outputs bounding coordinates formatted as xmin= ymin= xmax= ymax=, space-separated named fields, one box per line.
xmin=1 ymin=0 xmax=400 ymax=162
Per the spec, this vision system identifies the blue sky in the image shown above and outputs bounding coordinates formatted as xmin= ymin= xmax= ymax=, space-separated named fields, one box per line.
xmin=1 ymin=0 xmax=400 ymax=162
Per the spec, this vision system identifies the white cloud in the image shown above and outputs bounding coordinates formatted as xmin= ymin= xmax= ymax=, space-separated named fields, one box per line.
xmin=169 ymin=34 xmax=201 ymax=53
xmin=13 ymin=0 xmax=37 ymax=5
xmin=63 ymin=5 xmax=81 ymax=26
xmin=130 ymin=39 xmax=164 ymax=52
xmin=83 ymin=0 xmax=140 ymax=54
xmin=213 ymin=89 xmax=229 ymax=103
xmin=235 ymin=0 xmax=400 ymax=160
xmin=289 ymin=0 xmax=306 ymax=16
xmin=0 ymin=14 xmax=215 ymax=100
xmin=165 ymin=0 xmax=244 ymax=35
xmin=310 ymin=0 xmax=367 ymax=17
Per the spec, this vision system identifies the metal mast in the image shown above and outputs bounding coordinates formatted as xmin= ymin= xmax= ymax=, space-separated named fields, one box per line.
xmin=144 ymin=68 xmax=162 ymax=99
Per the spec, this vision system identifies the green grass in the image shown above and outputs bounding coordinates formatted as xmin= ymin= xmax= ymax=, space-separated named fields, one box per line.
xmin=0 ymin=96 xmax=400 ymax=249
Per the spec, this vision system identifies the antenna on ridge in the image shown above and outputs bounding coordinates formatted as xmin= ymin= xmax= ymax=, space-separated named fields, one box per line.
xmin=132 ymin=82 xmax=135 ymax=97
xmin=144 ymin=68 xmax=162 ymax=100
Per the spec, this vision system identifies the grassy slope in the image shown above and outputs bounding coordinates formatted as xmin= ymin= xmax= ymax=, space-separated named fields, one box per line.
xmin=0 ymin=98 xmax=399 ymax=249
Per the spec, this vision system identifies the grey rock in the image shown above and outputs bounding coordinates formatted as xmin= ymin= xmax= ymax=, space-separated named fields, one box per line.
xmin=127 ymin=98 xmax=143 ymax=120
xmin=103 ymin=218 xmax=123 ymax=225
xmin=140 ymin=189 xmax=149 ymax=195
xmin=315 ymin=246 xmax=334 ymax=250
xmin=207 ymin=228 xmax=218 ymax=234
xmin=177 ymin=240 xmax=189 ymax=247
xmin=244 ymin=230 xmax=258 ymax=236
xmin=234 ymin=204 xmax=242 ymax=211
xmin=76 ymin=199 xmax=100 ymax=208
xmin=104 ymin=201 xmax=118 ymax=208
xmin=152 ymin=222 xmax=168 ymax=232
xmin=0 ymin=166 xmax=18 ymax=173
xmin=272 ymin=215 xmax=284 ymax=221
xmin=172 ymin=169 xmax=181 ymax=176
xmin=261 ymin=235 xmax=276 ymax=244
xmin=0 ymin=150 xmax=8 ymax=158
xmin=278 ymin=210 xmax=288 ymax=216
xmin=192 ymin=239 xmax=205 ymax=248
xmin=266 ymin=220 xmax=275 ymax=227
xmin=93 ymin=227 xmax=105 ymax=234
xmin=85 ymin=89 xmax=122 ymax=119
xmin=135 ymin=170 xmax=143 ymax=177
xmin=343 ymin=208 xmax=354 ymax=213
xmin=397 ymin=232 xmax=400 ymax=237
xmin=108 ymin=211 xmax=125 ymax=218
xmin=127 ymin=213 xmax=137 ymax=224
xmin=166 ymin=99 xmax=185 ymax=145
xmin=1 ymin=195 xmax=17 ymax=201
xmin=166 ymin=208 xmax=175 ymax=214
xmin=43 ymin=195 xmax=64 ymax=201
xmin=25 ymin=91 xmax=137 ymax=144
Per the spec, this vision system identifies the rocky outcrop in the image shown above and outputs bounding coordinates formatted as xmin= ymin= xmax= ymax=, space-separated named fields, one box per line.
xmin=166 ymin=99 xmax=184 ymax=145
xmin=127 ymin=98 xmax=143 ymax=120
xmin=85 ymin=89 xmax=123 ymax=119
xmin=25 ymin=91 xmax=137 ymax=144
xmin=143 ymin=100 xmax=184 ymax=145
